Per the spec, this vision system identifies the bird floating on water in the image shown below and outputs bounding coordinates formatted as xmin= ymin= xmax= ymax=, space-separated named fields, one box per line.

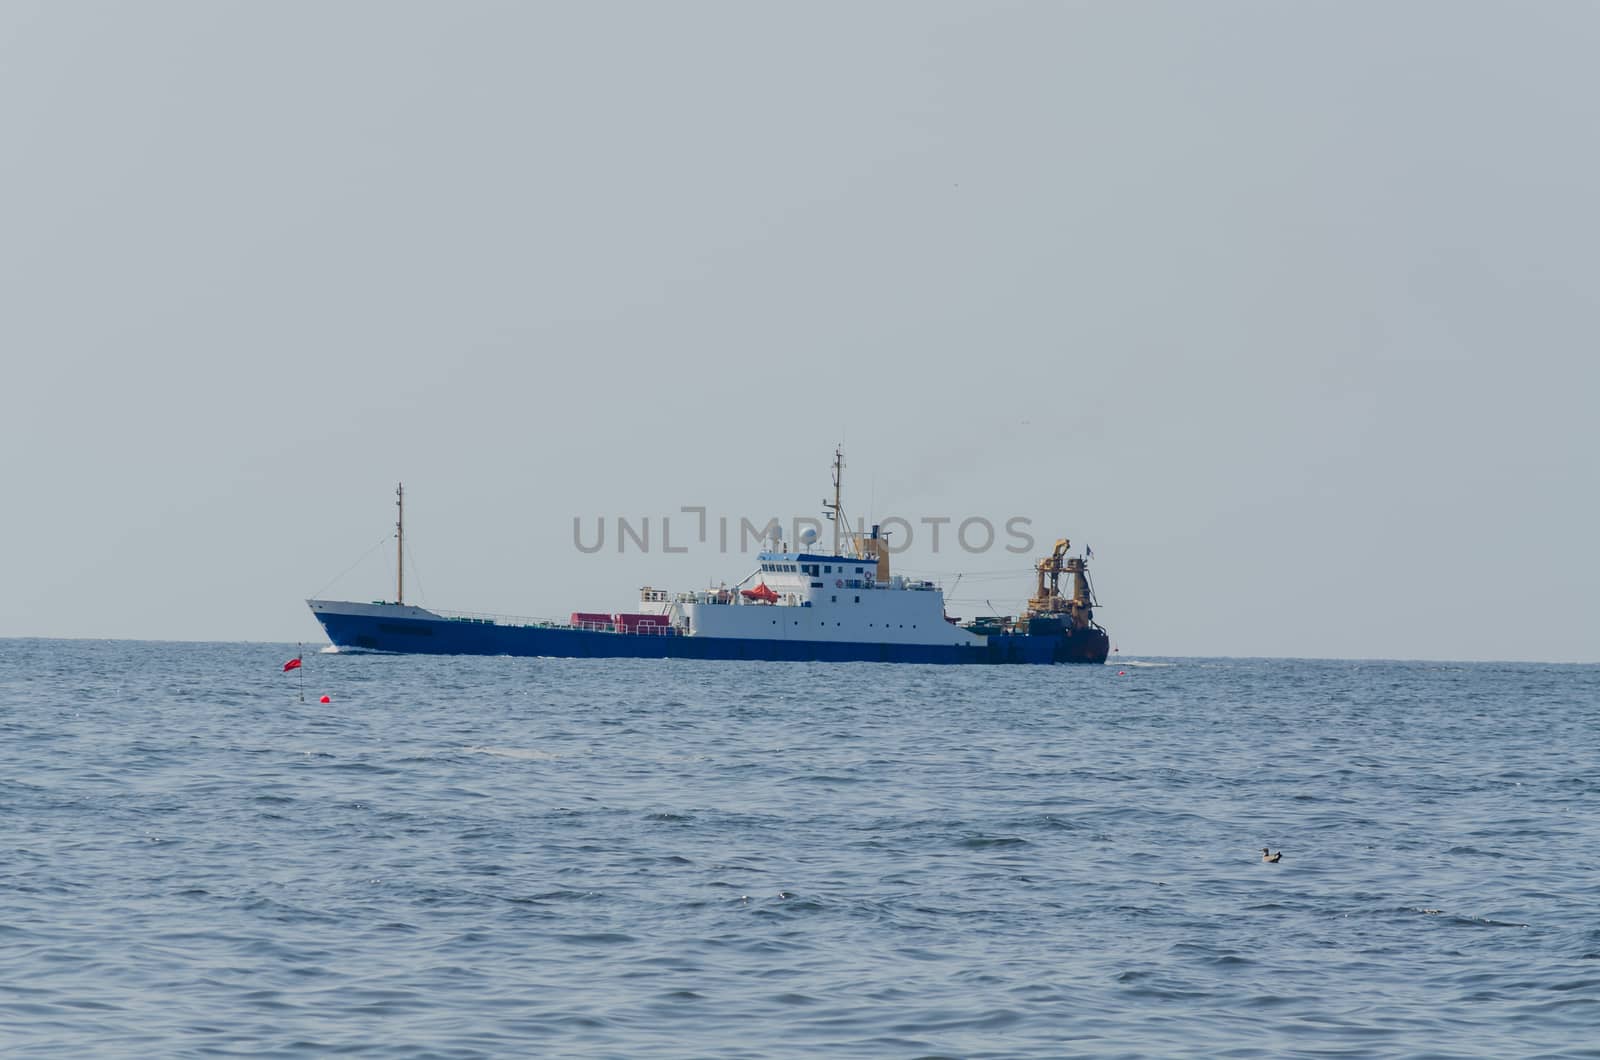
xmin=1261 ymin=848 xmax=1282 ymax=863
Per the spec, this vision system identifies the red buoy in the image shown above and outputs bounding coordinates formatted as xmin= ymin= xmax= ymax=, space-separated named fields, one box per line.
xmin=320 ymin=694 xmax=331 ymax=703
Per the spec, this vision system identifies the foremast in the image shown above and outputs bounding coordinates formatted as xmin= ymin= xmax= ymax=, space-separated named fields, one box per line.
xmin=395 ymin=482 xmax=404 ymax=605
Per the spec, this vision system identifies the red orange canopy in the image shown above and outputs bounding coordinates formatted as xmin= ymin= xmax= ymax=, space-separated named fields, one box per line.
xmin=740 ymin=581 xmax=778 ymax=603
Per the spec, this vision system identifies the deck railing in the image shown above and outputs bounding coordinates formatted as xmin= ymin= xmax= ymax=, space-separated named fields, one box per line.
xmin=432 ymin=608 xmax=682 ymax=636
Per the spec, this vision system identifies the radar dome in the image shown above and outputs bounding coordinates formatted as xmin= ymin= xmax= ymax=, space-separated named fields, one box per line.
xmin=798 ymin=526 xmax=819 ymax=547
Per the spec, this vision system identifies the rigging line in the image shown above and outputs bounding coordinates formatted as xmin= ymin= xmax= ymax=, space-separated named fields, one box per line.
xmin=932 ymin=570 xmax=1034 ymax=579
xmin=892 ymin=563 xmax=1035 ymax=573
xmin=893 ymin=569 xmax=1033 ymax=580
xmin=310 ymin=534 xmax=393 ymax=600
xmin=406 ymin=537 xmax=428 ymax=607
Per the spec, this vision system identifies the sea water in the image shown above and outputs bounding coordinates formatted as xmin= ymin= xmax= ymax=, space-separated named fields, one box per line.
xmin=2 ymin=639 xmax=1597 ymax=1058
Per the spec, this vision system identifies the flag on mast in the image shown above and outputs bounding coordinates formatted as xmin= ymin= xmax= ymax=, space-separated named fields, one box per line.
xmin=283 ymin=657 xmax=303 ymax=672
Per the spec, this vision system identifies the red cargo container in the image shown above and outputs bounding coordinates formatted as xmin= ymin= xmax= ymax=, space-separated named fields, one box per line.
xmin=569 ymin=612 xmax=614 ymax=630
xmin=615 ymin=613 xmax=673 ymax=634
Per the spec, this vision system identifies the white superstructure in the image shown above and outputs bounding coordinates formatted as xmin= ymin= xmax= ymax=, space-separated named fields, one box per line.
xmin=626 ymin=449 xmax=985 ymax=648
xmin=633 ymin=549 xmax=984 ymax=649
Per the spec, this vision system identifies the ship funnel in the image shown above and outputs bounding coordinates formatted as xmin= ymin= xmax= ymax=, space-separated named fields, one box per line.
xmin=854 ymin=522 xmax=890 ymax=582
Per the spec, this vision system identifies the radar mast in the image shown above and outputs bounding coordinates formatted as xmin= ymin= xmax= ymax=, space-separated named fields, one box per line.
xmin=822 ymin=446 xmax=847 ymax=557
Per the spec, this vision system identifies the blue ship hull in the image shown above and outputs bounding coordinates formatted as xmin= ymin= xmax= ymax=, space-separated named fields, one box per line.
xmin=311 ymin=604 xmax=1109 ymax=665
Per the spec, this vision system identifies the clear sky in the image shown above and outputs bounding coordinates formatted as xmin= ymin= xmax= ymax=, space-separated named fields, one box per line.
xmin=3 ymin=2 xmax=1596 ymax=662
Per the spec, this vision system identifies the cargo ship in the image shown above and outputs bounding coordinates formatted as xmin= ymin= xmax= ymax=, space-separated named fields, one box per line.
xmin=307 ymin=452 xmax=1110 ymax=665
